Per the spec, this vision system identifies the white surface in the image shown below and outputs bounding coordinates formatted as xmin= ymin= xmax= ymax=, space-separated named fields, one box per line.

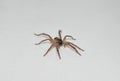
xmin=0 ymin=0 xmax=120 ymax=81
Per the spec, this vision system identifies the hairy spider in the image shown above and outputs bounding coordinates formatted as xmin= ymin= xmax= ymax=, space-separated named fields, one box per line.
xmin=34 ymin=30 xmax=84 ymax=59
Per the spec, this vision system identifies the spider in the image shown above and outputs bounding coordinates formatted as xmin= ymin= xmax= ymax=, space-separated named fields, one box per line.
xmin=34 ymin=30 xmax=84 ymax=59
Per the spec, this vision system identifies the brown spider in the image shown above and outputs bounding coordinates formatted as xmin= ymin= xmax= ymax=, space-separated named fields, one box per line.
xmin=34 ymin=30 xmax=84 ymax=59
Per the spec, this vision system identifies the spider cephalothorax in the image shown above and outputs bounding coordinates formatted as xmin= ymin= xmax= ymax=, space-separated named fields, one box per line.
xmin=34 ymin=30 xmax=84 ymax=59
xmin=54 ymin=37 xmax=62 ymax=46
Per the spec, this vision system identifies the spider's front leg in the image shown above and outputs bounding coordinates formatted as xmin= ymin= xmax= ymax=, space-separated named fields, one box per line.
xmin=43 ymin=44 xmax=53 ymax=56
xmin=35 ymin=39 xmax=49 ymax=45
xmin=58 ymin=30 xmax=62 ymax=39
xmin=34 ymin=33 xmax=54 ymax=42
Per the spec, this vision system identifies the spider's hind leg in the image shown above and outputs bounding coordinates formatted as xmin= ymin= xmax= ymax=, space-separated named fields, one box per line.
xmin=56 ymin=47 xmax=61 ymax=59
xmin=63 ymin=35 xmax=76 ymax=41
xmin=68 ymin=42 xmax=84 ymax=52
xmin=67 ymin=43 xmax=82 ymax=56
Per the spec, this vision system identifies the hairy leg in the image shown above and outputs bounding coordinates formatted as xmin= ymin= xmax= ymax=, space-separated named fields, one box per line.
xmin=63 ymin=35 xmax=76 ymax=41
xmin=68 ymin=42 xmax=84 ymax=51
xmin=67 ymin=44 xmax=81 ymax=56
xmin=56 ymin=47 xmax=61 ymax=59
xmin=35 ymin=39 xmax=49 ymax=45
xmin=43 ymin=44 xmax=53 ymax=56
xmin=34 ymin=33 xmax=53 ymax=41
xmin=58 ymin=30 xmax=62 ymax=39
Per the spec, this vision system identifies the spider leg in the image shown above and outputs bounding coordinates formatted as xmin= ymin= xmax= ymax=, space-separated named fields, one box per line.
xmin=56 ymin=47 xmax=61 ymax=59
xmin=63 ymin=35 xmax=76 ymax=41
xmin=58 ymin=30 xmax=62 ymax=39
xmin=43 ymin=44 xmax=53 ymax=56
xmin=34 ymin=33 xmax=53 ymax=41
xmin=67 ymin=43 xmax=81 ymax=56
xmin=68 ymin=42 xmax=84 ymax=51
xmin=35 ymin=39 xmax=49 ymax=45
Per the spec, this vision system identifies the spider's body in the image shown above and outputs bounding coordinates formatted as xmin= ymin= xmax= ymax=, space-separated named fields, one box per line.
xmin=54 ymin=37 xmax=63 ymax=46
xmin=34 ymin=30 xmax=84 ymax=59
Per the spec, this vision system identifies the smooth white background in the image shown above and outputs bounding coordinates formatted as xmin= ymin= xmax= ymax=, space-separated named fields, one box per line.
xmin=0 ymin=0 xmax=120 ymax=81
